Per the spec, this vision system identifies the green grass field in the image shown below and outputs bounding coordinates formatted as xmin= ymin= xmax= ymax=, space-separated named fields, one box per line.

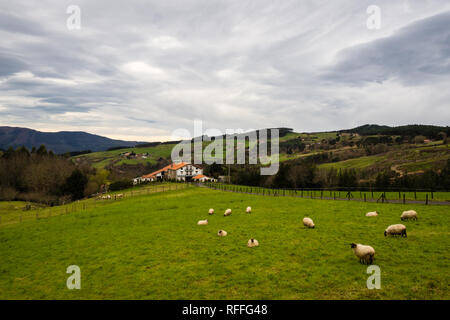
xmin=0 ymin=186 xmax=448 ymax=299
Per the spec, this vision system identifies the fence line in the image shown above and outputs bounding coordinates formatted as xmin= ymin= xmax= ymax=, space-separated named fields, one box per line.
xmin=0 ymin=182 xmax=194 ymax=227
xmin=201 ymin=182 xmax=450 ymax=206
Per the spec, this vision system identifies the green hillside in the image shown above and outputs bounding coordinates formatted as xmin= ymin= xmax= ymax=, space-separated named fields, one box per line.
xmin=0 ymin=186 xmax=448 ymax=299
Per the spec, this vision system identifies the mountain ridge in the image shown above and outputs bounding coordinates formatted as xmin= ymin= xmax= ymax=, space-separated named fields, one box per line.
xmin=0 ymin=126 xmax=147 ymax=154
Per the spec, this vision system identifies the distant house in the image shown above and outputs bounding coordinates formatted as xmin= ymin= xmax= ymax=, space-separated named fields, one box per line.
xmin=218 ymin=176 xmax=230 ymax=183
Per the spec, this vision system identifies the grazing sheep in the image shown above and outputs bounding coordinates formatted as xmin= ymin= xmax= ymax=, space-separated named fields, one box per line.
xmin=401 ymin=210 xmax=418 ymax=221
xmin=366 ymin=211 xmax=378 ymax=217
xmin=208 ymin=208 xmax=214 ymax=215
xmin=302 ymin=217 xmax=315 ymax=228
xmin=246 ymin=206 xmax=252 ymax=213
xmin=247 ymin=239 xmax=259 ymax=247
xmin=384 ymin=224 xmax=407 ymax=237
xmin=224 ymin=209 xmax=232 ymax=216
xmin=197 ymin=219 xmax=208 ymax=225
xmin=350 ymin=243 xmax=375 ymax=264
xmin=217 ymin=230 xmax=227 ymax=236
xmin=116 ymin=193 xmax=124 ymax=199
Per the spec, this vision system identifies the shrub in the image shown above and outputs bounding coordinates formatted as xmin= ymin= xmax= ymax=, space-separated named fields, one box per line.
xmin=109 ymin=180 xmax=133 ymax=191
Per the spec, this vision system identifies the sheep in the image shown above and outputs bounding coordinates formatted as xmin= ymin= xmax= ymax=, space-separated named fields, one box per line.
xmin=350 ymin=243 xmax=375 ymax=264
xmin=366 ymin=211 xmax=378 ymax=217
xmin=115 ymin=193 xmax=124 ymax=199
xmin=208 ymin=208 xmax=214 ymax=215
xmin=384 ymin=224 xmax=407 ymax=237
xmin=247 ymin=239 xmax=259 ymax=247
xmin=302 ymin=217 xmax=315 ymax=228
xmin=217 ymin=230 xmax=227 ymax=236
xmin=197 ymin=219 xmax=208 ymax=225
xmin=224 ymin=209 xmax=232 ymax=216
xmin=401 ymin=210 xmax=418 ymax=221
xmin=246 ymin=206 xmax=252 ymax=213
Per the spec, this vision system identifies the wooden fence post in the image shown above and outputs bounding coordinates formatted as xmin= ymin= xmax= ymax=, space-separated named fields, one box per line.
xmin=403 ymin=194 xmax=406 ymax=204
xmin=426 ymin=194 xmax=428 ymax=205
xmin=364 ymin=194 xmax=366 ymax=202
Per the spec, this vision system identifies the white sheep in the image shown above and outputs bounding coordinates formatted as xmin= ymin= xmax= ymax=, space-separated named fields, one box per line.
xmin=384 ymin=224 xmax=407 ymax=237
xmin=350 ymin=243 xmax=375 ymax=264
xmin=197 ymin=219 xmax=208 ymax=225
xmin=366 ymin=211 xmax=378 ymax=217
xmin=302 ymin=217 xmax=315 ymax=228
xmin=217 ymin=230 xmax=227 ymax=236
xmin=224 ymin=209 xmax=232 ymax=216
xmin=246 ymin=206 xmax=252 ymax=213
xmin=247 ymin=239 xmax=259 ymax=247
xmin=401 ymin=210 xmax=417 ymax=221
xmin=208 ymin=208 xmax=214 ymax=215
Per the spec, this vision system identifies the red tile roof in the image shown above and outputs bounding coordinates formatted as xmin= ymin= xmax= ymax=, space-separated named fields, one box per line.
xmin=192 ymin=174 xmax=207 ymax=180
xmin=141 ymin=162 xmax=192 ymax=178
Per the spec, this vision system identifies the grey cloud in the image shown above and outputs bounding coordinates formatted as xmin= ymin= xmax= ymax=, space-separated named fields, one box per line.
xmin=0 ymin=0 xmax=450 ymax=139
xmin=323 ymin=11 xmax=450 ymax=85
xmin=0 ymin=54 xmax=27 ymax=76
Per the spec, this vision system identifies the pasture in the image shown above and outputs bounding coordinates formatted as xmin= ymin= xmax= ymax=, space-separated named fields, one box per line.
xmin=0 ymin=186 xmax=448 ymax=299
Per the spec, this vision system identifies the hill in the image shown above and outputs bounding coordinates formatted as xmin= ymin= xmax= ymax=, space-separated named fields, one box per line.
xmin=343 ymin=124 xmax=450 ymax=138
xmin=0 ymin=126 xmax=146 ymax=154
xmin=72 ymin=124 xmax=450 ymax=186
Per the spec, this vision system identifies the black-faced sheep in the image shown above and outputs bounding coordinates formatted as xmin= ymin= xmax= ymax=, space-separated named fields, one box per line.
xmin=208 ymin=208 xmax=214 ymax=215
xmin=224 ymin=209 xmax=232 ymax=216
xmin=247 ymin=239 xmax=259 ymax=247
xmin=384 ymin=224 xmax=407 ymax=237
xmin=350 ymin=243 xmax=375 ymax=264
xmin=401 ymin=210 xmax=417 ymax=221
xmin=217 ymin=230 xmax=227 ymax=236
xmin=302 ymin=217 xmax=315 ymax=228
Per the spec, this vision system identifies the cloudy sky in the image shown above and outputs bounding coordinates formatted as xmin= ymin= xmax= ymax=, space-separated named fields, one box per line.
xmin=0 ymin=0 xmax=449 ymax=141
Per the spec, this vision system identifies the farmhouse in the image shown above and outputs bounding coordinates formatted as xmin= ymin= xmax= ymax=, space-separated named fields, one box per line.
xmin=133 ymin=162 xmax=204 ymax=184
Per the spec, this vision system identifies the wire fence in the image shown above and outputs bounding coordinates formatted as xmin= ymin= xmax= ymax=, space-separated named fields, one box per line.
xmin=201 ymin=182 xmax=450 ymax=205
xmin=0 ymin=182 xmax=194 ymax=227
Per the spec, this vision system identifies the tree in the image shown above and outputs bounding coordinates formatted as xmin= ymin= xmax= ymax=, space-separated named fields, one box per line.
xmin=63 ymin=169 xmax=88 ymax=201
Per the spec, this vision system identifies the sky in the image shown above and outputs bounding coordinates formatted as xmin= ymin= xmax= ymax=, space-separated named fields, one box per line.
xmin=0 ymin=0 xmax=449 ymax=141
